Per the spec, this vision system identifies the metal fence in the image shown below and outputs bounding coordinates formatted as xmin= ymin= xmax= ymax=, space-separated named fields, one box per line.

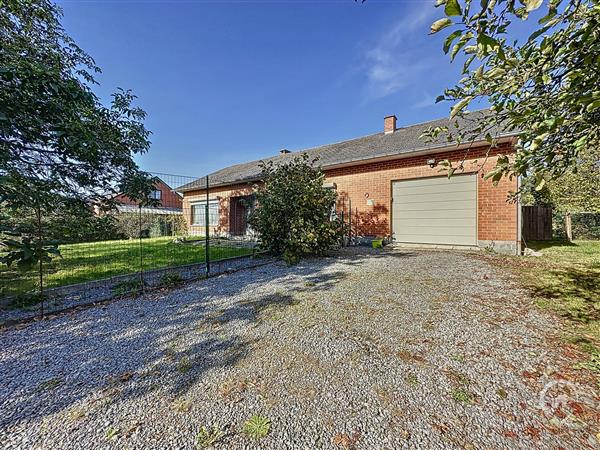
xmin=0 ymin=173 xmax=263 ymax=319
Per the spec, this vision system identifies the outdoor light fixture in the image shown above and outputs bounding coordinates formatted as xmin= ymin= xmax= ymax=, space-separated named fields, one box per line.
xmin=427 ymin=158 xmax=437 ymax=168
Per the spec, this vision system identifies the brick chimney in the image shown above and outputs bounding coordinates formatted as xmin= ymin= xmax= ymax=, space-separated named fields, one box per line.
xmin=280 ymin=149 xmax=291 ymax=155
xmin=384 ymin=115 xmax=397 ymax=134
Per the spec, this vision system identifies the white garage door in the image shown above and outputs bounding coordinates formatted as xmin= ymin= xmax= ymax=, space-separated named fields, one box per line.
xmin=392 ymin=174 xmax=477 ymax=246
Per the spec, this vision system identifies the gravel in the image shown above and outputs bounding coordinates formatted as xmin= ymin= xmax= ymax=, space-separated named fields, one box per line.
xmin=0 ymin=247 xmax=598 ymax=449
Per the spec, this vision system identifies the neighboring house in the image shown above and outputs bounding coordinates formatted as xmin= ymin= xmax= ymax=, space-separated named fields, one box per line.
xmin=114 ymin=178 xmax=183 ymax=214
xmin=178 ymin=111 xmax=521 ymax=254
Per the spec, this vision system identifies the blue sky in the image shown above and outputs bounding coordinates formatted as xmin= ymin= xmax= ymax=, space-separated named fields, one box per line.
xmin=57 ymin=0 xmax=475 ymax=177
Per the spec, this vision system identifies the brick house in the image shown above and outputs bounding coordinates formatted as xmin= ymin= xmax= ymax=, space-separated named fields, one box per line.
xmin=178 ymin=111 xmax=521 ymax=254
xmin=114 ymin=178 xmax=183 ymax=214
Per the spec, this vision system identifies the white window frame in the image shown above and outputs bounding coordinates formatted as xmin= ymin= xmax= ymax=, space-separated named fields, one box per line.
xmin=191 ymin=200 xmax=219 ymax=227
xmin=150 ymin=190 xmax=162 ymax=200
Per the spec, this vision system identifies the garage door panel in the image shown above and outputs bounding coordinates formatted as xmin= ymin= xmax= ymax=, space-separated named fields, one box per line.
xmin=395 ymin=226 xmax=477 ymax=236
xmin=393 ymin=176 xmax=474 ymax=188
xmin=393 ymin=199 xmax=475 ymax=211
xmin=392 ymin=175 xmax=477 ymax=246
xmin=393 ymin=182 xmax=476 ymax=197
xmin=395 ymin=209 xmax=476 ymax=220
xmin=397 ymin=234 xmax=477 ymax=246
xmin=393 ymin=217 xmax=476 ymax=228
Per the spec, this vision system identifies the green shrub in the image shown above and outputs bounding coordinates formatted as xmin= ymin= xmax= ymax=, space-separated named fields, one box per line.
xmin=160 ymin=272 xmax=182 ymax=287
xmin=115 ymin=212 xmax=187 ymax=239
xmin=249 ymin=154 xmax=344 ymax=264
xmin=112 ymin=278 xmax=144 ymax=296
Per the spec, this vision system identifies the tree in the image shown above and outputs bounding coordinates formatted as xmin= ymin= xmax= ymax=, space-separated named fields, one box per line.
xmin=249 ymin=155 xmax=343 ymax=264
xmin=0 ymin=0 xmax=155 ymax=288
xmin=427 ymin=0 xmax=599 ymax=188
xmin=522 ymin=147 xmax=600 ymax=212
xmin=546 ymin=147 xmax=600 ymax=213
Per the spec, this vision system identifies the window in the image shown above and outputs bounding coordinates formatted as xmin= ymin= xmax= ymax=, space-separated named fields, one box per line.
xmin=191 ymin=200 xmax=219 ymax=227
xmin=150 ymin=190 xmax=162 ymax=200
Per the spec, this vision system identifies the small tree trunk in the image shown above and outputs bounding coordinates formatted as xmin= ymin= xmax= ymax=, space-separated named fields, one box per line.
xmin=564 ymin=212 xmax=573 ymax=242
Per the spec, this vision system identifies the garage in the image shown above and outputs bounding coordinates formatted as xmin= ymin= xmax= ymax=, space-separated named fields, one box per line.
xmin=391 ymin=174 xmax=477 ymax=246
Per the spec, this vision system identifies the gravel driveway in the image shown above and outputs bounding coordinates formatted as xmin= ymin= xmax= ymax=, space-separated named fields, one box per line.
xmin=1 ymin=248 xmax=598 ymax=449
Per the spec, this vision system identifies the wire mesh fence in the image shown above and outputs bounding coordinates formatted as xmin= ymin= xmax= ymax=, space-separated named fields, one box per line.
xmin=0 ymin=173 xmax=264 ymax=319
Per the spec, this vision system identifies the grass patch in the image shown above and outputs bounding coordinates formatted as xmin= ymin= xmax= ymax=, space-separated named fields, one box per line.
xmin=404 ymin=374 xmax=419 ymax=385
xmin=38 ymin=377 xmax=63 ymax=391
xmin=160 ymin=272 xmax=183 ymax=287
xmin=515 ymin=241 xmax=600 ymax=371
xmin=105 ymin=426 xmax=120 ymax=440
xmin=112 ymin=278 xmax=144 ymax=297
xmin=1 ymin=236 xmax=253 ymax=298
xmin=176 ymin=356 xmax=192 ymax=374
xmin=197 ymin=425 xmax=226 ymax=448
xmin=450 ymin=388 xmax=473 ymax=404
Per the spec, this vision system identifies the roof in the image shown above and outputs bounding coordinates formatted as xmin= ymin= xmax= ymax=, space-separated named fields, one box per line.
xmin=178 ymin=110 xmax=513 ymax=192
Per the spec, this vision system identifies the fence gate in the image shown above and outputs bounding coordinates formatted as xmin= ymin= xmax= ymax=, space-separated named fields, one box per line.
xmin=522 ymin=206 xmax=553 ymax=241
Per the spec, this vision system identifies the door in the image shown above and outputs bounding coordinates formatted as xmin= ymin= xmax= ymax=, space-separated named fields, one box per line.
xmin=392 ymin=174 xmax=477 ymax=246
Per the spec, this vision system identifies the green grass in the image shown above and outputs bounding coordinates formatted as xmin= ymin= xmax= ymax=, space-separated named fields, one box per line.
xmin=513 ymin=240 xmax=600 ymax=371
xmin=1 ymin=236 xmax=253 ymax=298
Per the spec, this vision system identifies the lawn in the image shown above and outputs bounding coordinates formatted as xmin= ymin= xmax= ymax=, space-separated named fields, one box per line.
xmin=0 ymin=236 xmax=254 ymax=298
xmin=505 ymin=240 xmax=600 ymax=373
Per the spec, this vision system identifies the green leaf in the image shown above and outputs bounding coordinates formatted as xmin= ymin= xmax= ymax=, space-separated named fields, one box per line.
xmin=450 ymin=97 xmax=472 ymax=119
xmin=586 ymin=100 xmax=600 ymax=112
xmin=524 ymin=0 xmax=543 ymax=12
xmin=462 ymin=55 xmax=476 ymax=73
xmin=445 ymin=0 xmax=462 ymax=16
xmin=444 ymin=30 xmax=463 ymax=54
xmin=430 ymin=18 xmax=453 ymax=34
xmin=534 ymin=177 xmax=546 ymax=191
xmin=477 ymin=34 xmax=499 ymax=54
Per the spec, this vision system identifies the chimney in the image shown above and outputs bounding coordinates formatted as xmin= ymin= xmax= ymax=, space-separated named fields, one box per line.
xmin=384 ymin=115 xmax=397 ymax=134
xmin=280 ymin=149 xmax=291 ymax=155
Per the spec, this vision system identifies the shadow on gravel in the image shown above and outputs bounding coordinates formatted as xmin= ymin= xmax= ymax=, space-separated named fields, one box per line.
xmin=0 ymin=248 xmax=418 ymax=429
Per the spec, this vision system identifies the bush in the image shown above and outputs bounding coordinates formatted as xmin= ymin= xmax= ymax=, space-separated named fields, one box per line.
xmin=249 ymin=154 xmax=344 ymax=263
xmin=554 ymin=212 xmax=600 ymax=240
xmin=114 ymin=212 xmax=187 ymax=239
xmin=0 ymin=202 xmax=123 ymax=244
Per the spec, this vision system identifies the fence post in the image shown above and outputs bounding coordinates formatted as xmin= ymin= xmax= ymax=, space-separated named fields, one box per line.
xmin=35 ymin=205 xmax=44 ymax=317
xmin=565 ymin=212 xmax=573 ymax=242
xmin=205 ymin=175 xmax=210 ymax=277
xmin=138 ymin=204 xmax=144 ymax=292
xmin=340 ymin=209 xmax=345 ymax=247
xmin=348 ymin=198 xmax=352 ymax=245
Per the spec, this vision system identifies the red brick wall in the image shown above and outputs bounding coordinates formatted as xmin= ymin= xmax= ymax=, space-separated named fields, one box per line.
xmin=115 ymin=179 xmax=183 ymax=209
xmin=181 ymin=142 xmax=519 ymax=245
xmin=182 ymin=182 xmax=256 ymax=234
xmin=325 ymin=143 xmax=518 ymax=243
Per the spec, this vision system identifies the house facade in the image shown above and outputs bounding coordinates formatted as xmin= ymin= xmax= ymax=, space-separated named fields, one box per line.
xmin=178 ymin=112 xmax=521 ymax=254
xmin=114 ymin=178 xmax=183 ymax=214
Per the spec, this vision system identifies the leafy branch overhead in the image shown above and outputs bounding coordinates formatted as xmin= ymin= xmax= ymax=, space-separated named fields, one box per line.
xmin=0 ymin=0 xmax=156 ymax=208
xmin=426 ymin=0 xmax=599 ymax=187
xmin=1 ymin=0 xmax=156 ymax=275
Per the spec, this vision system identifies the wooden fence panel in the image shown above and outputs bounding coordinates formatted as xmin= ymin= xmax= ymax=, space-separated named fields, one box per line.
xmin=522 ymin=206 xmax=553 ymax=241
